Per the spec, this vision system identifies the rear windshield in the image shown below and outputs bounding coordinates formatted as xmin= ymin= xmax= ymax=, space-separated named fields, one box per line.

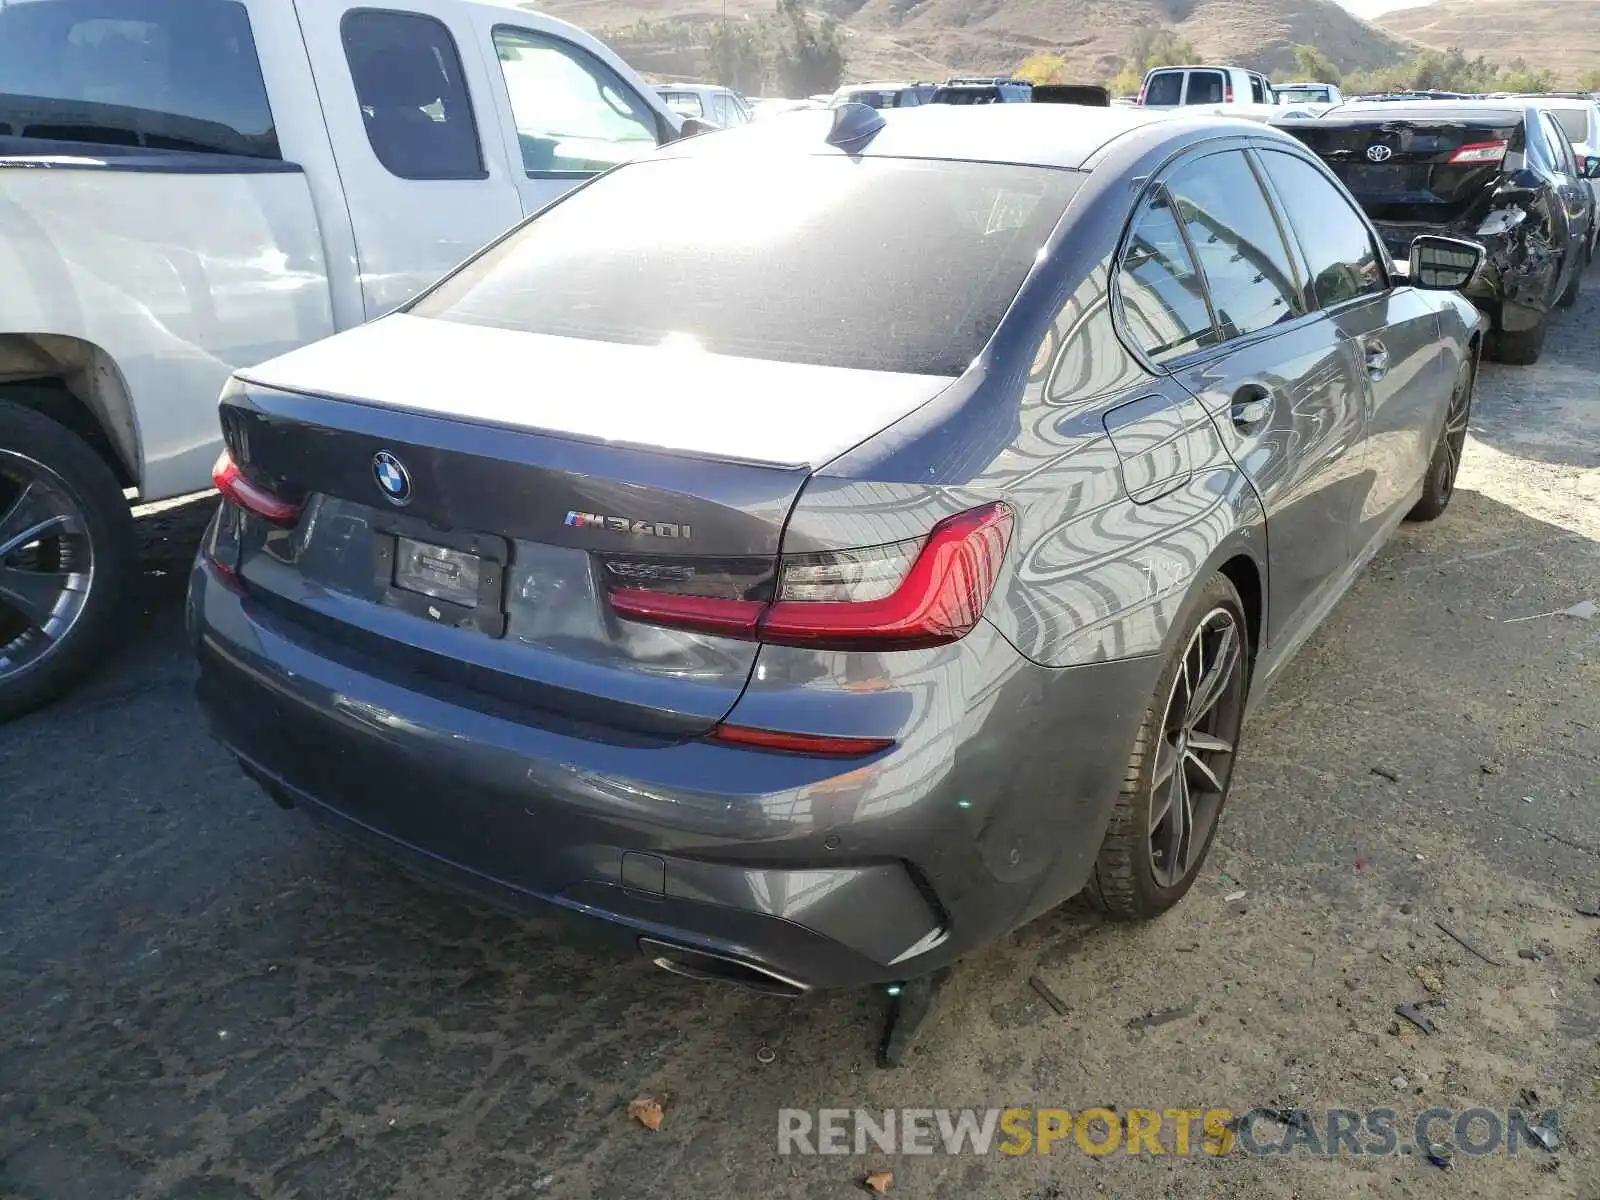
xmin=932 ymin=87 xmax=1000 ymax=104
xmin=1278 ymin=86 xmax=1331 ymax=104
xmin=0 ymin=0 xmax=277 ymax=158
xmin=411 ymin=156 xmax=1080 ymax=376
xmin=1144 ymin=72 xmax=1182 ymax=105
xmin=1547 ymin=106 xmax=1591 ymax=145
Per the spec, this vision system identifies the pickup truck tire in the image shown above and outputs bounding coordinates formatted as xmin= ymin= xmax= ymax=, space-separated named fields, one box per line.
xmin=0 ymin=400 xmax=136 ymax=720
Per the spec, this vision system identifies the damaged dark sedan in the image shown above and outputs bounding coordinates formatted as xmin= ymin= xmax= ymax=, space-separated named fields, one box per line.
xmin=1280 ymin=102 xmax=1599 ymax=364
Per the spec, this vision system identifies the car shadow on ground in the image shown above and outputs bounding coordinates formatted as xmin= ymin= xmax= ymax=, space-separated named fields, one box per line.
xmin=2 ymin=475 xmax=1597 ymax=1200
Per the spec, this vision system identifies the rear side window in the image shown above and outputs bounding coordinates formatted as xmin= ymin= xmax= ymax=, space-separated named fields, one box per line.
xmin=1257 ymin=150 xmax=1387 ymax=308
xmin=411 ymin=156 xmax=1080 ymax=376
xmin=0 ymin=0 xmax=277 ymax=158
xmin=1144 ymin=72 xmax=1182 ymax=106
xmin=1118 ymin=186 xmax=1216 ymax=363
xmin=1165 ymin=151 xmax=1302 ymax=339
xmin=1549 ymin=106 xmax=1592 ymax=145
xmin=342 ymin=9 xmax=485 ymax=181
xmin=1541 ymin=112 xmax=1578 ymax=176
xmin=1185 ymin=71 xmax=1224 ymax=105
xmin=1250 ymin=75 xmax=1269 ymax=103
xmin=660 ymin=91 xmax=704 ymax=118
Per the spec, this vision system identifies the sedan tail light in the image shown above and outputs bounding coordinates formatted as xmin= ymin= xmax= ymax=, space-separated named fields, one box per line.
xmin=212 ymin=449 xmax=301 ymax=527
xmin=604 ymin=501 xmax=1014 ymax=652
xmin=1448 ymin=140 xmax=1509 ymax=165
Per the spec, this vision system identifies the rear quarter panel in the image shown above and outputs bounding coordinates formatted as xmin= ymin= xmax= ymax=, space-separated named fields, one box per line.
xmin=0 ymin=160 xmax=334 ymax=498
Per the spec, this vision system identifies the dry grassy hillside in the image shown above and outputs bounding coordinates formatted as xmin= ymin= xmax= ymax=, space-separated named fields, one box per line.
xmin=1380 ymin=0 xmax=1600 ymax=84
xmin=530 ymin=0 xmax=1413 ymax=85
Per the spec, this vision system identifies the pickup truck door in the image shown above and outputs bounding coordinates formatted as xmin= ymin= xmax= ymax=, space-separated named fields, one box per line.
xmin=291 ymin=0 xmax=525 ymax=318
xmin=464 ymin=9 xmax=678 ymax=219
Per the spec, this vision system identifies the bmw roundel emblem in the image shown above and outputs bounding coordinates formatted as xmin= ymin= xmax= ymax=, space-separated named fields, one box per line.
xmin=372 ymin=450 xmax=412 ymax=506
xmin=1366 ymin=144 xmax=1394 ymax=163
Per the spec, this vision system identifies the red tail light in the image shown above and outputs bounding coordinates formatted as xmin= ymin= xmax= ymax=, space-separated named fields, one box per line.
xmin=605 ymin=501 xmax=1014 ymax=652
xmin=1448 ymin=140 xmax=1508 ymax=165
xmin=1224 ymin=81 xmax=1234 ymax=102
xmin=707 ymin=724 xmax=893 ymax=757
xmin=1136 ymin=84 xmax=1147 ymax=105
xmin=212 ymin=449 xmax=301 ymax=526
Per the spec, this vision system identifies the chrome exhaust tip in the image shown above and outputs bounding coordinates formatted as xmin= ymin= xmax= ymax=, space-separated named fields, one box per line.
xmin=639 ymin=938 xmax=808 ymax=997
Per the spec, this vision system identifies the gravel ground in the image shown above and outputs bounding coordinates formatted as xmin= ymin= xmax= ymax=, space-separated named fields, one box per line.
xmin=2 ymin=276 xmax=1598 ymax=1200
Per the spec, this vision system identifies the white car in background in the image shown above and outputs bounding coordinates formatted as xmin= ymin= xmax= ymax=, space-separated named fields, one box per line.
xmin=1273 ymin=81 xmax=1344 ymax=111
xmin=655 ymin=84 xmax=752 ymax=128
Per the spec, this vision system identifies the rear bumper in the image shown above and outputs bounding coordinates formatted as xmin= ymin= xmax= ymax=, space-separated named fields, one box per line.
xmin=188 ymin=557 xmax=1160 ymax=992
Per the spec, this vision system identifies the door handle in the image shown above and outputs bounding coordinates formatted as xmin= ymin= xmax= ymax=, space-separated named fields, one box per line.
xmin=1230 ymin=387 xmax=1274 ymax=428
xmin=1364 ymin=339 xmax=1391 ymax=381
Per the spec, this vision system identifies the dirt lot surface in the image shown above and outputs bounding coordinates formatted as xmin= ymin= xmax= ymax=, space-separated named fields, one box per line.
xmin=3 ymin=279 xmax=1599 ymax=1200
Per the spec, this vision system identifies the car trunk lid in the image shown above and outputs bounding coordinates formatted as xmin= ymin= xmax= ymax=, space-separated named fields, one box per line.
xmin=219 ymin=315 xmax=955 ymax=737
xmin=1284 ymin=115 xmax=1524 ymax=225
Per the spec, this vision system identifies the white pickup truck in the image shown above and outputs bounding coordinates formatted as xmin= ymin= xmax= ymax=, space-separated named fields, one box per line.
xmin=0 ymin=0 xmax=698 ymax=717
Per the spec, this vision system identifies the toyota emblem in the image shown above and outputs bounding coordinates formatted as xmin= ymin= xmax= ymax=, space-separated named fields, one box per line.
xmin=1367 ymin=144 xmax=1394 ymax=163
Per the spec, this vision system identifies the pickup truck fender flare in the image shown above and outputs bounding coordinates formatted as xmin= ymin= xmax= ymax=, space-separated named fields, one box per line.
xmin=0 ymin=333 xmax=141 ymax=488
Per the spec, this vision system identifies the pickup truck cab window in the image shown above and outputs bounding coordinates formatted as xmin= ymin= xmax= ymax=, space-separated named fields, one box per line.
xmin=340 ymin=8 xmax=485 ymax=181
xmin=490 ymin=26 xmax=660 ymax=177
xmin=0 ymin=0 xmax=277 ymax=158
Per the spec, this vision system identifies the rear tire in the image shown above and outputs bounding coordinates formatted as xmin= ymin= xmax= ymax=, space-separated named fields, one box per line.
xmin=1558 ymin=260 xmax=1582 ymax=309
xmin=1086 ymin=573 xmax=1250 ymax=920
xmin=1407 ymin=352 xmax=1475 ymax=523
xmin=1490 ymin=315 xmax=1547 ymax=365
xmin=0 ymin=400 xmax=136 ymax=721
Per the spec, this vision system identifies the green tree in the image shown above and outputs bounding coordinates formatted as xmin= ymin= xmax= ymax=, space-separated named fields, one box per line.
xmin=1107 ymin=66 xmax=1144 ymax=96
xmin=1291 ymin=44 xmax=1341 ymax=84
xmin=770 ymin=0 xmax=848 ymax=95
xmin=707 ymin=18 xmax=763 ymax=91
xmin=1580 ymin=67 xmax=1600 ymax=92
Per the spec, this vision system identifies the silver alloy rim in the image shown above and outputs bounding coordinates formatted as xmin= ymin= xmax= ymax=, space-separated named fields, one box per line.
xmin=1148 ymin=607 xmax=1245 ymax=889
xmin=0 ymin=452 xmax=95 ymax=683
xmin=1438 ymin=364 xmax=1472 ymax=498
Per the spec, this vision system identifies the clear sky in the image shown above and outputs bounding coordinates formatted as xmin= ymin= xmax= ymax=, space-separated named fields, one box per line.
xmin=1332 ymin=0 xmax=1437 ymax=17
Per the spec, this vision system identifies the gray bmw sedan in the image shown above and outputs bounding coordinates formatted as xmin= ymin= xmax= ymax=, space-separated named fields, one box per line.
xmin=189 ymin=104 xmax=1487 ymax=994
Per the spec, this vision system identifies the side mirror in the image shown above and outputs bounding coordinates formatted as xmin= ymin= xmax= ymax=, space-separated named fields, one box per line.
xmin=675 ymin=117 xmax=721 ymax=141
xmin=1408 ymin=235 xmax=1485 ymax=291
xmin=1583 ymin=155 xmax=1600 ymax=179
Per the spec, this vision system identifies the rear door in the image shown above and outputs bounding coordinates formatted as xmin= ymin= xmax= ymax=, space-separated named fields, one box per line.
xmin=1154 ymin=147 xmax=1371 ymax=650
xmin=292 ymin=1 xmax=525 ymax=318
xmin=1183 ymin=70 xmax=1225 ymax=106
xmin=1255 ymin=146 xmax=1447 ymax=551
xmin=1537 ymin=110 xmax=1594 ymax=262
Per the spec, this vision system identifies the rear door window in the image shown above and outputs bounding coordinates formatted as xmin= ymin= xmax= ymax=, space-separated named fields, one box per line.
xmin=1144 ymin=71 xmax=1182 ymax=106
xmin=1165 ymin=151 xmax=1303 ymax=338
xmin=1548 ymin=106 xmax=1590 ymax=145
xmin=0 ymin=0 xmax=277 ymax=158
xmin=1250 ymin=75 xmax=1269 ymax=103
xmin=1257 ymin=149 xmax=1387 ymax=307
xmin=341 ymin=10 xmax=484 ymax=180
xmin=1184 ymin=71 xmax=1224 ymax=105
xmin=411 ymin=156 xmax=1080 ymax=376
xmin=1542 ymin=112 xmax=1578 ymax=176
xmin=492 ymin=26 xmax=660 ymax=176
xmin=1117 ymin=186 xmax=1216 ymax=363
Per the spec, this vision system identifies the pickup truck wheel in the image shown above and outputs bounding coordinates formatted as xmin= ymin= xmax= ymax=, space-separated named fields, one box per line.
xmin=0 ymin=400 xmax=135 ymax=720
xmin=1490 ymin=315 xmax=1547 ymax=366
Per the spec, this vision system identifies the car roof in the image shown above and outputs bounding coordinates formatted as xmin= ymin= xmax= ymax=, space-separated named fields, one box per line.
xmin=659 ymin=103 xmax=1293 ymax=170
